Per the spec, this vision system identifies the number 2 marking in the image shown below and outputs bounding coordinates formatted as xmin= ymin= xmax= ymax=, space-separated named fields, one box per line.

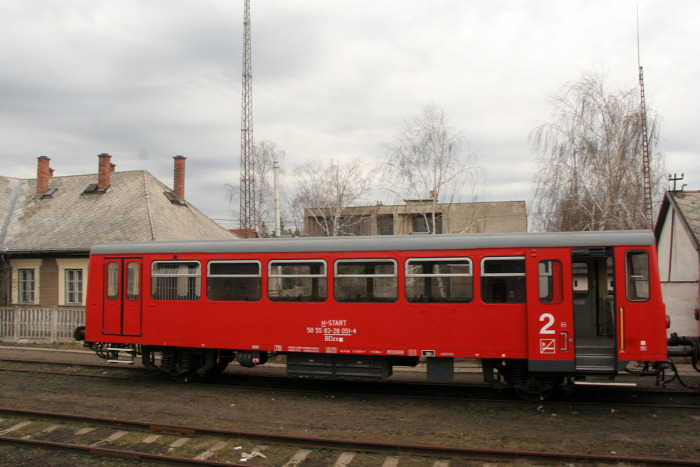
xmin=539 ymin=313 xmax=555 ymax=334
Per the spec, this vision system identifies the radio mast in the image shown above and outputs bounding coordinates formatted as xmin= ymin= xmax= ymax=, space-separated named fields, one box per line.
xmin=638 ymin=8 xmax=653 ymax=229
xmin=239 ymin=0 xmax=256 ymax=236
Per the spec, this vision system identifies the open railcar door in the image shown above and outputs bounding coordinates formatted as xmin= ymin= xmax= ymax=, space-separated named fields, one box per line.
xmin=571 ymin=248 xmax=617 ymax=372
xmin=525 ymin=249 xmax=575 ymax=373
xmin=102 ymin=258 xmax=143 ymax=336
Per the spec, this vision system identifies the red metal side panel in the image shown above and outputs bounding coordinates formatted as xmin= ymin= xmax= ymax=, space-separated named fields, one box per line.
xmin=615 ymin=246 xmax=667 ymax=361
xmin=86 ymin=249 xmax=531 ymax=359
xmin=85 ymin=256 xmax=105 ymax=342
xmin=525 ymin=249 xmax=575 ymax=368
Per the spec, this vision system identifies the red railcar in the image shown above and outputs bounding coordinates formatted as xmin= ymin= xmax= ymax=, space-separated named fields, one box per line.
xmin=77 ymin=230 xmax=669 ymax=396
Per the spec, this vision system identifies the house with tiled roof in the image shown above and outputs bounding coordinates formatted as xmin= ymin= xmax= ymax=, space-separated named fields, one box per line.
xmin=0 ymin=153 xmax=235 ymax=312
xmin=654 ymin=190 xmax=700 ymax=338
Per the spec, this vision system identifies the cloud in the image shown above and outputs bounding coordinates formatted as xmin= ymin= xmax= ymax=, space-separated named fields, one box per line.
xmin=0 ymin=0 xmax=698 ymax=226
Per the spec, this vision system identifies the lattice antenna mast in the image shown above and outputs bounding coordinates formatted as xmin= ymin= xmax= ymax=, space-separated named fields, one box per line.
xmin=239 ymin=0 xmax=256 ymax=236
xmin=637 ymin=7 xmax=653 ymax=229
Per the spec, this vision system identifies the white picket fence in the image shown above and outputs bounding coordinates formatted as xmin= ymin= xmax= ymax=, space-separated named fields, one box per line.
xmin=0 ymin=307 xmax=85 ymax=343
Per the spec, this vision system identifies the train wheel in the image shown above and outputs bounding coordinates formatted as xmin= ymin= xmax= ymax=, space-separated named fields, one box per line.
xmin=514 ymin=377 xmax=562 ymax=401
xmin=161 ymin=349 xmax=200 ymax=383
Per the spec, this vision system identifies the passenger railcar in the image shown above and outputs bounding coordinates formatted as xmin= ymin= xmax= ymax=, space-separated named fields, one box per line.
xmin=76 ymin=231 xmax=672 ymax=396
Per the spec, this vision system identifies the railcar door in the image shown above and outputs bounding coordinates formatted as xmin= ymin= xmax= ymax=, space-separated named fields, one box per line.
xmin=525 ymin=249 xmax=575 ymax=372
xmin=571 ymin=248 xmax=616 ymax=372
xmin=102 ymin=258 xmax=143 ymax=336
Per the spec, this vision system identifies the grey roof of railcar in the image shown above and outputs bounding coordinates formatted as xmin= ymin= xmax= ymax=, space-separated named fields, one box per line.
xmin=91 ymin=230 xmax=654 ymax=256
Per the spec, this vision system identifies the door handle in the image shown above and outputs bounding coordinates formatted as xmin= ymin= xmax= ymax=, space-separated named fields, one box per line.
xmin=619 ymin=306 xmax=624 ymax=352
xmin=559 ymin=332 xmax=568 ymax=351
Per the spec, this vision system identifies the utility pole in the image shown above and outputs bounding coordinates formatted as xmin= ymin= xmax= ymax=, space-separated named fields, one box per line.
xmin=239 ymin=0 xmax=256 ymax=237
xmin=274 ymin=161 xmax=281 ymax=237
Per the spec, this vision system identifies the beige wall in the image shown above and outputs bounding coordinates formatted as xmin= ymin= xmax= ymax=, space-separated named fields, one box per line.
xmin=304 ymin=201 xmax=527 ymax=236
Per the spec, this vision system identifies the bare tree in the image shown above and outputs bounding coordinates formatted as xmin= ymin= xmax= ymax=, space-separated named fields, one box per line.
xmin=530 ymin=71 xmax=664 ymax=232
xmin=380 ymin=105 xmax=484 ymax=234
xmin=292 ymin=158 xmax=374 ymax=236
xmin=227 ymin=140 xmax=285 ymax=236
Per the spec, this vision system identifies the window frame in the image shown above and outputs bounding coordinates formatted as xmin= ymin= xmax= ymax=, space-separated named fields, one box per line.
xmin=126 ymin=262 xmax=140 ymax=301
xmin=267 ymin=259 xmax=327 ymax=302
xmin=377 ymin=215 xmax=394 ymax=235
xmin=405 ymin=257 xmax=473 ymax=303
xmin=480 ymin=256 xmax=526 ymax=304
xmin=106 ymin=262 xmax=119 ymax=300
xmin=151 ymin=260 xmax=202 ymax=301
xmin=207 ymin=260 xmax=262 ymax=302
xmin=537 ymin=259 xmax=563 ymax=305
xmin=18 ymin=269 xmax=36 ymax=304
xmin=625 ymin=250 xmax=650 ymax=302
xmin=64 ymin=268 xmax=83 ymax=305
xmin=333 ymin=258 xmax=398 ymax=303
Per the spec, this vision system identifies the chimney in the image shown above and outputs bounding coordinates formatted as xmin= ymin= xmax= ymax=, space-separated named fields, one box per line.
xmin=97 ymin=153 xmax=112 ymax=190
xmin=110 ymin=163 xmax=116 ymax=173
xmin=36 ymin=156 xmax=51 ymax=196
xmin=173 ymin=155 xmax=186 ymax=201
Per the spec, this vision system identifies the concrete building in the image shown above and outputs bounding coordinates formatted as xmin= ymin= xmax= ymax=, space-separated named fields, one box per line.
xmin=303 ymin=200 xmax=527 ymax=237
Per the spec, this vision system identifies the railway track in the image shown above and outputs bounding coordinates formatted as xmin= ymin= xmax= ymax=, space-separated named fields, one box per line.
xmin=1 ymin=407 xmax=699 ymax=466
xmin=1 ymin=356 xmax=699 ymax=411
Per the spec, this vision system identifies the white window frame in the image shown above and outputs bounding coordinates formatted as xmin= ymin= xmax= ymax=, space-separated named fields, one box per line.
xmin=207 ymin=260 xmax=262 ymax=302
xmin=267 ymin=259 xmax=328 ymax=301
xmin=57 ymin=258 xmax=89 ymax=306
xmin=480 ymin=256 xmax=526 ymax=277
xmin=334 ymin=258 xmax=398 ymax=278
xmin=405 ymin=257 xmax=473 ymax=303
xmin=11 ymin=259 xmax=41 ymax=305
xmin=333 ymin=258 xmax=398 ymax=303
xmin=151 ymin=260 xmax=202 ymax=301
xmin=268 ymin=259 xmax=327 ymax=279
xmin=405 ymin=257 xmax=472 ymax=278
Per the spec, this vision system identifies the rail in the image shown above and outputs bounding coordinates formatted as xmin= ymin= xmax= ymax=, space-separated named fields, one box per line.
xmin=0 ymin=307 xmax=84 ymax=343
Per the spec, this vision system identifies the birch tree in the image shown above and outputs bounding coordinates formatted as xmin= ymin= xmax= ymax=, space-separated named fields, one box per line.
xmin=530 ymin=71 xmax=664 ymax=232
xmin=292 ymin=158 xmax=373 ymax=236
xmin=380 ymin=105 xmax=484 ymax=234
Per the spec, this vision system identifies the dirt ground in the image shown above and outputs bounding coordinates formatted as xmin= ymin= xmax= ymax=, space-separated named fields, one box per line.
xmin=0 ymin=345 xmax=699 ymax=464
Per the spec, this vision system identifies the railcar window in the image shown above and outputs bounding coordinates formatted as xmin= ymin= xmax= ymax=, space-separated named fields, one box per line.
xmin=538 ymin=260 xmax=563 ymax=304
xmin=208 ymin=261 xmax=262 ymax=301
xmin=625 ymin=251 xmax=650 ymax=301
xmin=406 ymin=258 xmax=473 ymax=303
xmin=268 ymin=260 xmax=327 ymax=302
xmin=481 ymin=257 xmax=526 ymax=304
xmin=151 ymin=261 xmax=201 ymax=300
xmin=126 ymin=262 xmax=139 ymax=301
xmin=106 ymin=262 xmax=119 ymax=300
xmin=334 ymin=259 xmax=398 ymax=303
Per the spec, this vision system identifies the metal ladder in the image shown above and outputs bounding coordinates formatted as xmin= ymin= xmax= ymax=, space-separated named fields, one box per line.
xmin=106 ymin=347 xmax=136 ymax=364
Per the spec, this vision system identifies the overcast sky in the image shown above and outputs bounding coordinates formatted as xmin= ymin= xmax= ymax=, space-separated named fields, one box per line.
xmin=1 ymin=1 xmax=698 ymax=229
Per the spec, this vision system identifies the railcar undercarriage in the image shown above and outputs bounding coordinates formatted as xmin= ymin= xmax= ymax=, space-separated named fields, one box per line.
xmin=76 ymin=331 xmax=700 ymax=398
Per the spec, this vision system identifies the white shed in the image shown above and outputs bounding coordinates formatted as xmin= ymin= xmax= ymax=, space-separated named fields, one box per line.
xmin=655 ymin=190 xmax=700 ymax=338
